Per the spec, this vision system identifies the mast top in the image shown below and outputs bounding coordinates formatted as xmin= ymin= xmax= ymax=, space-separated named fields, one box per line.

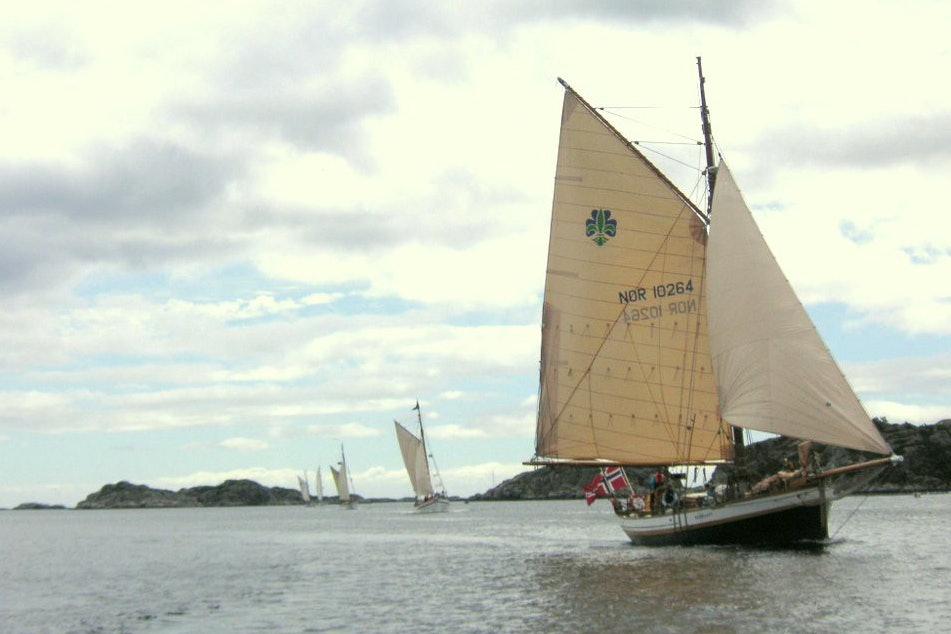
xmin=696 ymin=57 xmax=717 ymax=216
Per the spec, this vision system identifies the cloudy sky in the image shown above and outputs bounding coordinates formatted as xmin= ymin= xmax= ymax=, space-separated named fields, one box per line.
xmin=1 ymin=1 xmax=948 ymax=508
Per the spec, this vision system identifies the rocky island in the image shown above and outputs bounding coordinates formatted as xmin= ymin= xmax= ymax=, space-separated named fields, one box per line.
xmin=75 ymin=479 xmax=304 ymax=509
xmin=8 ymin=418 xmax=948 ymax=510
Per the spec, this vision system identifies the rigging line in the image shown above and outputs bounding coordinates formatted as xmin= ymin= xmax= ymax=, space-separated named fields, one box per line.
xmin=601 ymin=108 xmax=701 ymax=145
xmin=536 ymin=359 xmax=561 ymax=457
xmin=631 ymin=140 xmax=701 ymax=146
xmin=534 ymin=369 xmax=549 ymax=455
xmin=635 ymin=142 xmax=703 ymax=172
xmin=688 ymin=229 xmax=726 ymax=462
xmin=620 ymin=310 xmax=682 ymax=457
xmin=666 ymin=221 xmax=700 ymax=458
xmin=614 ymin=200 xmax=711 ymax=462
xmin=658 ymin=201 xmax=712 ymax=462
xmin=597 ymin=105 xmax=697 ymax=109
xmin=559 ymin=80 xmax=702 ymax=216
xmin=691 ymin=424 xmax=730 ymax=467
xmin=829 ymin=468 xmax=888 ymax=540
xmin=673 ymin=218 xmax=708 ymax=462
xmin=585 ymin=371 xmax=599 ymax=456
xmin=649 ymin=228 xmax=688 ymax=459
xmin=829 ymin=489 xmax=872 ymax=540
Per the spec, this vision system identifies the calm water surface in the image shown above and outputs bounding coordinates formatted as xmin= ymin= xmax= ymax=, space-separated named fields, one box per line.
xmin=1 ymin=494 xmax=947 ymax=633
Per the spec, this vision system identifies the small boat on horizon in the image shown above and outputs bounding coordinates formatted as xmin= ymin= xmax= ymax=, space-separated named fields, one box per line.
xmin=297 ymin=472 xmax=312 ymax=505
xmin=330 ymin=445 xmax=359 ymax=510
xmin=297 ymin=466 xmax=325 ymax=506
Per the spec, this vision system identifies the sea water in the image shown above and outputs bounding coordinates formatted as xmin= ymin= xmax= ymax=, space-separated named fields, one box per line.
xmin=1 ymin=494 xmax=947 ymax=633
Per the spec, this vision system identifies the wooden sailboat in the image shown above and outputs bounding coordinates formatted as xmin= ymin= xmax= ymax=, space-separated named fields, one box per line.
xmin=330 ymin=445 xmax=358 ymax=510
xmin=297 ymin=472 xmax=313 ymax=505
xmin=529 ymin=58 xmax=901 ymax=546
xmin=395 ymin=401 xmax=450 ymax=513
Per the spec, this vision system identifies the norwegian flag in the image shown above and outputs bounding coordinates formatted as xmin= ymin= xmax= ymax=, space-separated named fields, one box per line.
xmin=583 ymin=487 xmax=598 ymax=506
xmin=582 ymin=472 xmax=608 ymax=505
xmin=604 ymin=467 xmax=627 ymax=492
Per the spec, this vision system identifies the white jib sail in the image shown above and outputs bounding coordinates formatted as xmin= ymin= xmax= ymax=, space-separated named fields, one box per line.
xmin=705 ymin=162 xmax=891 ymax=455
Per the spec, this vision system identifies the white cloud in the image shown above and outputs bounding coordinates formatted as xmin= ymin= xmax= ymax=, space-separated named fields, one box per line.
xmin=424 ymin=424 xmax=487 ymax=440
xmin=863 ymin=401 xmax=949 ymax=427
xmin=154 ymin=467 xmax=299 ymax=492
xmin=218 ymin=437 xmax=269 ymax=452
xmin=304 ymin=422 xmax=381 ymax=439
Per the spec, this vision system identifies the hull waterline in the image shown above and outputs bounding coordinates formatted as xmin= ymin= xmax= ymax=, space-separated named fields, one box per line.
xmin=414 ymin=497 xmax=450 ymax=513
xmin=619 ymin=487 xmax=829 ymax=546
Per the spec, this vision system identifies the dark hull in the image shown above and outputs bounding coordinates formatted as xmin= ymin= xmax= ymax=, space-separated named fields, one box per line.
xmin=625 ymin=500 xmax=829 ymax=547
xmin=619 ymin=483 xmax=834 ymax=547
xmin=619 ymin=458 xmax=899 ymax=547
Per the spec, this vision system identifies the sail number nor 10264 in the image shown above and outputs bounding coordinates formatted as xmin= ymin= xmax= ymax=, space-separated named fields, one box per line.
xmin=619 ymin=279 xmax=697 ymax=323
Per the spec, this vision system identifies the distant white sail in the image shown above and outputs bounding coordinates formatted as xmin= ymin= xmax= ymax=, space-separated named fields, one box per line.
xmin=329 ymin=465 xmax=349 ymax=503
xmin=330 ymin=445 xmax=355 ymax=507
xmin=315 ymin=466 xmax=324 ymax=503
xmin=297 ymin=475 xmax=311 ymax=503
xmin=394 ymin=401 xmax=450 ymax=513
xmin=395 ymin=421 xmax=435 ymax=498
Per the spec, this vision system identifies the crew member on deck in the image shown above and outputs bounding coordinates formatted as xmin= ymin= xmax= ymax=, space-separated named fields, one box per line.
xmin=650 ymin=469 xmax=667 ymax=513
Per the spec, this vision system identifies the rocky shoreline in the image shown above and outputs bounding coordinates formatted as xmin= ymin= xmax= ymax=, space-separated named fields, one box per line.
xmin=73 ymin=479 xmax=305 ymax=509
xmin=18 ymin=479 xmax=446 ymax=510
xmin=475 ymin=418 xmax=950 ymax=501
xmin=7 ymin=419 xmax=948 ymax=509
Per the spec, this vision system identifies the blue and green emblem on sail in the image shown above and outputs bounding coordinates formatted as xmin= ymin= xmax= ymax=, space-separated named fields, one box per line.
xmin=586 ymin=208 xmax=617 ymax=246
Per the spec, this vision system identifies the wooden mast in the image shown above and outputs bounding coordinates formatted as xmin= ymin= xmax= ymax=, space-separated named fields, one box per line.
xmin=697 ymin=56 xmax=717 ymax=213
xmin=415 ymin=400 xmax=427 ymax=462
xmin=696 ymin=56 xmax=745 ymax=467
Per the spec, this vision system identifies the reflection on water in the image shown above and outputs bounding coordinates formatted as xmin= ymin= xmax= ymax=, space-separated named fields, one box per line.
xmin=526 ymin=546 xmax=830 ymax=633
xmin=521 ymin=496 xmax=948 ymax=634
xmin=0 ymin=495 xmax=947 ymax=633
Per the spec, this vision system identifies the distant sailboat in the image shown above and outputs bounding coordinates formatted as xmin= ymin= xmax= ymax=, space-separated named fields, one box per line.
xmin=330 ymin=445 xmax=358 ymax=510
xmin=528 ymin=58 xmax=901 ymax=546
xmin=315 ymin=466 xmax=324 ymax=505
xmin=297 ymin=473 xmax=312 ymax=505
xmin=394 ymin=401 xmax=450 ymax=513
